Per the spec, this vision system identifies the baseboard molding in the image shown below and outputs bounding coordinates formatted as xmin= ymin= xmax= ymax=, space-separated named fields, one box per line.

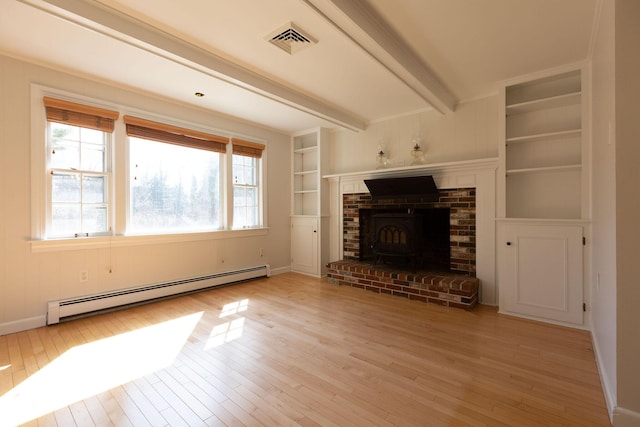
xmin=0 ymin=315 xmax=46 ymax=336
xmin=613 ymin=407 xmax=640 ymax=427
xmin=269 ymin=266 xmax=291 ymax=276
xmin=591 ymin=330 xmax=616 ymax=422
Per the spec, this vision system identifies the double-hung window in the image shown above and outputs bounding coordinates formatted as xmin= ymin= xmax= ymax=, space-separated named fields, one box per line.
xmin=44 ymin=97 xmax=118 ymax=238
xmin=125 ymin=116 xmax=228 ymax=234
xmin=231 ymin=139 xmax=264 ymax=229
xmin=38 ymin=92 xmax=267 ymax=244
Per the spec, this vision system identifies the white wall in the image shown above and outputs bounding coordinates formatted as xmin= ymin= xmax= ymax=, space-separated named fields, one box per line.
xmin=329 ymin=96 xmax=499 ymax=175
xmin=0 ymin=54 xmax=292 ymax=334
xmin=590 ymin=0 xmax=617 ymax=417
xmin=614 ymin=0 xmax=640 ymax=424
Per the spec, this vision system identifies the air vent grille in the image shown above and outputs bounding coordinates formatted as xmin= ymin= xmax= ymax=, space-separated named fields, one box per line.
xmin=267 ymin=22 xmax=317 ymax=55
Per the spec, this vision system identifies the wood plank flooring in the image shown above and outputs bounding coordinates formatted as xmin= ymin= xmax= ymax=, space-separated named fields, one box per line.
xmin=0 ymin=273 xmax=610 ymax=426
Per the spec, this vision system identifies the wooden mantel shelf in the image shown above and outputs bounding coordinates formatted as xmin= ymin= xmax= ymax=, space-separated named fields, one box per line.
xmin=323 ymin=157 xmax=499 ymax=180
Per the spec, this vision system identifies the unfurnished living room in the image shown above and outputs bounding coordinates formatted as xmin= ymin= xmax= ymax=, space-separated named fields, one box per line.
xmin=0 ymin=0 xmax=638 ymax=426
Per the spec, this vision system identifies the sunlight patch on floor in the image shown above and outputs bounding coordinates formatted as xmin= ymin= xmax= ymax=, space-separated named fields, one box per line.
xmin=0 ymin=311 xmax=203 ymax=426
xmin=204 ymin=299 xmax=249 ymax=350
xmin=220 ymin=298 xmax=248 ymax=317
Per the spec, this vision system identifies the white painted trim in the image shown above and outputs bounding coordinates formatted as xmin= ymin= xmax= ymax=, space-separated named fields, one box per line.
xmin=0 ymin=316 xmax=47 ymax=336
xmin=269 ymin=266 xmax=292 ymax=276
xmin=591 ymin=328 xmax=616 ymax=422
xmin=30 ymin=227 xmax=270 ymax=253
xmin=326 ymin=157 xmax=498 ymax=305
xmin=303 ymin=0 xmax=457 ymax=114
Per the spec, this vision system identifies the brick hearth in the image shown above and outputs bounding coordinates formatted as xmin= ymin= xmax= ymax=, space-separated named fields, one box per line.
xmin=327 ymin=260 xmax=479 ymax=310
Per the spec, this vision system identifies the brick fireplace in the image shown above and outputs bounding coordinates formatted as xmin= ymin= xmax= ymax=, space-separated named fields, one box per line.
xmin=327 ymin=187 xmax=480 ymax=309
xmin=342 ymin=188 xmax=477 ymax=275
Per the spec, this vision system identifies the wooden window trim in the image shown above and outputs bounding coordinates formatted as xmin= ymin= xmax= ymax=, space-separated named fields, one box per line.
xmin=123 ymin=116 xmax=228 ymax=153
xmin=232 ymin=138 xmax=265 ymax=158
xmin=44 ymin=96 xmax=119 ymax=132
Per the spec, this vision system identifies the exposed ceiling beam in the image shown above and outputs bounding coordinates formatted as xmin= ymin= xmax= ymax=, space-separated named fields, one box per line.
xmin=19 ymin=0 xmax=368 ymax=131
xmin=303 ymin=0 xmax=457 ymax=114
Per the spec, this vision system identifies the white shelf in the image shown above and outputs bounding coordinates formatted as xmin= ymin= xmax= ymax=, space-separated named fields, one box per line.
xmin=507 ymin=164 xmax=581 ymax=175
xmin=506 ymin=129 xmax=581 ymax=145
xmin=293 ymin=169 xmax=318 ymax=176
xmin=293 ymin=146 xmax=317 ymax=154
xmin=506 ymin=92 xmax=581 ymax=115
xmin=293 ymin=190 xmax=318 ymax=194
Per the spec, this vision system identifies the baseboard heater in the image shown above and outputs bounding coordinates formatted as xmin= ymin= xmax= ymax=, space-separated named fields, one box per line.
xmin=47 ymin=264 xmax=270 ymax=325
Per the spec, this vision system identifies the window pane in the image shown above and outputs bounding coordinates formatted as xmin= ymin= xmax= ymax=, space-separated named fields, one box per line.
xmin=51 ymin=204 xmax=81 ymax=236
xmin=52 ymin=173 xmax=80 ymax=202
xmin=51 ymin=122 xmax=79 ymax=141
xmin=81 ymin=143 xmax=106 ymax=172
xmin=129 ymin=137 xmax=222 ymax=233
xmin=50 ymin=139 xmax=80 ymax=170
xmin=82 ymin=175 xmax=106 ymax=203
xmin=81 ymin=127 xmax=105 ymax=145
xmin=82 ymin=206 xmax=108 ymax=233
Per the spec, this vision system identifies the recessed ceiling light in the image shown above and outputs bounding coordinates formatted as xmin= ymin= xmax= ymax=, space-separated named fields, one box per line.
xmin=195 ymin=92 xmax=205 ymax=97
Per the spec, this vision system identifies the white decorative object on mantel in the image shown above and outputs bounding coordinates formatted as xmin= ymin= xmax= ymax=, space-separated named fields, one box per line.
xmin=324 ymin=157 xmax=499 ymax=306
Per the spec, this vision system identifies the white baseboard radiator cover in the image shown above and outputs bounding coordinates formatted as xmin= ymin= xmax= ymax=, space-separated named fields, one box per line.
xmin=47 ymin=264 xmax=270 ymax=325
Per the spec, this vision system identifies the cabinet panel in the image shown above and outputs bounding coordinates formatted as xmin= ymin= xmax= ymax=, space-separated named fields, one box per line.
xmin=291 ymin=217 xmax=318 ymax=275
xmin=498 ymin=223 xmax=583 ymax=325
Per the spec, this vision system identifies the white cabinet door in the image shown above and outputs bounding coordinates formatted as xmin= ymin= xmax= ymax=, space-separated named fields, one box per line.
xmin=291 ymin=217 xmax=318 ymax=275
xmin=498 ymin=223 xmax=583 ymax=325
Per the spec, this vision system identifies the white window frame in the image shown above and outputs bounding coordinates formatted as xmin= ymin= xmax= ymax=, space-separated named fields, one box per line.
xmin=30 ymin=85 xmax=269 ymax=252
xmin=231 ymin=153 xmax=263 ymax=229
xmin=46 ymin=122 xmax=113 ymax=238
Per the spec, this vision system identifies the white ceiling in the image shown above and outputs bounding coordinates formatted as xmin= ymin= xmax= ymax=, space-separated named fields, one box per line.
xmin=0 ymin=0 xmax=598 ymax=134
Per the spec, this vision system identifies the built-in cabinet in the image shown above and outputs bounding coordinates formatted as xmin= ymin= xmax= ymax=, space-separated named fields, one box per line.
xmin=498 ymin=68 xmax=588 ymax=326
xmin=291 ymin=128 xmax=329 ymax=276
xmin=497 ymin=222 xmax=584 ymax=325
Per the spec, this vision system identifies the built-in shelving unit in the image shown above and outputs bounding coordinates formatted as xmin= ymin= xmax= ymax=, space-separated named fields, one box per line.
xmin=291 ymin=128 xmax=330 ymax=277
xmin=497 ymin=67 xmax=588 ymax=327
xmin=504 ymin=69 xmax=583 ymax=219
xmin=292 ymin=133 xmax=322 ymax=216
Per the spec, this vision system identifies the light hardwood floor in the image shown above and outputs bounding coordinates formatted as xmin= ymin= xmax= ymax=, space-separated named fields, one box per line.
xmin=0 ymin=273 xmax=610 ymax=426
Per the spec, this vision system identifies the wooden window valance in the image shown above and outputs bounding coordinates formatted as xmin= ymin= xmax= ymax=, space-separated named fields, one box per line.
xmin=123 ymin=116 xmax=228 ymax=153
xmin=231 ymin=138 xmax=266 ymax=158
xmin=44 ymin=97 xmax=119 ymax=132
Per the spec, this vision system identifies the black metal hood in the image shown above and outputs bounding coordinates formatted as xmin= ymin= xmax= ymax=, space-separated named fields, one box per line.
xmin=364 ymin=175 xmax=439 ymax=201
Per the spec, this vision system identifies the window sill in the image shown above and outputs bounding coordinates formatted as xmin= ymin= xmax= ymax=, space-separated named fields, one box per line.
xmin=29 ymin=228 xmax=270 ymax=253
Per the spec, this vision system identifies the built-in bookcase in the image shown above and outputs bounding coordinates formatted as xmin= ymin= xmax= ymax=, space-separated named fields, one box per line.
xmin=504 ymin=69 xmax=583 ymax=219
xmin=291 ymin=128 xmax=329 ymax=277
xmin=292 ymin=132 xmax=321 ymax=216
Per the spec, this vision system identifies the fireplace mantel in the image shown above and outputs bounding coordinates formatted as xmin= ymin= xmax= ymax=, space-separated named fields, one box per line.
xmin=324 ymin=157 xmax=499 ymax=305
xmin=324 ymin=157 xmax=499 ymax=181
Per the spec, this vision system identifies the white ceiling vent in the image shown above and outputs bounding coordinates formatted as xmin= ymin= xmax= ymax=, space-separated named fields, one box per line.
xmin=266 ymin=22 xmax=317 ymax=55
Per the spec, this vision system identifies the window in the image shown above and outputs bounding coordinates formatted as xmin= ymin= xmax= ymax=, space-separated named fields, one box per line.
xmin=232 ymin=139 xmax=265 ymax=229
xmin=36 ymin=92 xmax=267 ymax=245
xmin=124 ymin=116 xmax=228 ymax=234
xmin=44 ymin=97 xmax=118 ymax=238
